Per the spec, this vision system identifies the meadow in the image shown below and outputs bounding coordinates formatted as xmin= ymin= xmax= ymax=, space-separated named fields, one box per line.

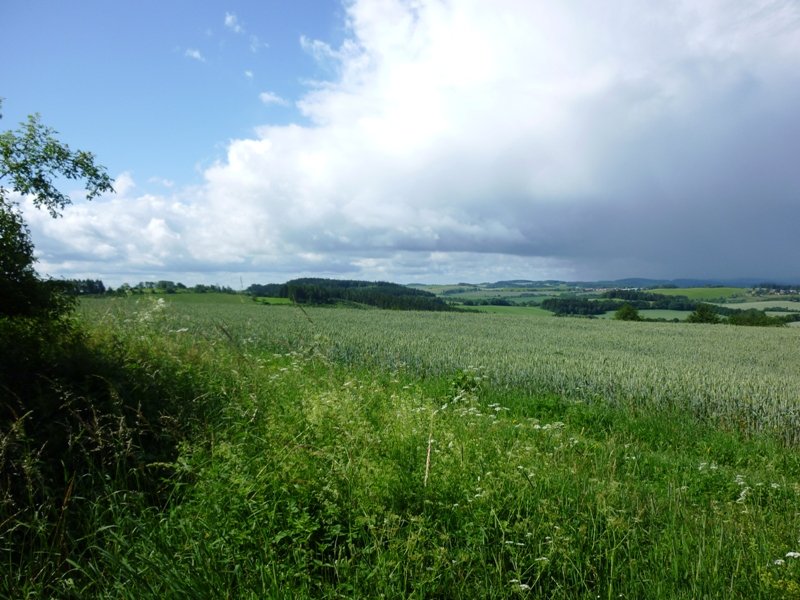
xmin=4 ymin=294 xmax=800 ymax=598
xmin=650 ymin=287 xmax=746 ymax=301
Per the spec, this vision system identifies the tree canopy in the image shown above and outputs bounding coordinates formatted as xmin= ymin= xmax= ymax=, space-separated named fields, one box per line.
xmin=0 ymin=102 xmax=113 ymax=317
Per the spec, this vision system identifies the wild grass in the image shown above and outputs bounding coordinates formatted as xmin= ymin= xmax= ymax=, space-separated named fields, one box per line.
xmin=5 ymin=296 xmax=800 ymax=597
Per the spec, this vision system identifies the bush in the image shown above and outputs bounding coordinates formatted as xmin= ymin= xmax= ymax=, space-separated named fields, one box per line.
xmin=614 ymin=303 xmax=641 ymax=321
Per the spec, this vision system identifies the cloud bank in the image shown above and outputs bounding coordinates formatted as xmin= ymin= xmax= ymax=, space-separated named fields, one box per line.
xmin=26 ymin=0 xmax=800 ymax=285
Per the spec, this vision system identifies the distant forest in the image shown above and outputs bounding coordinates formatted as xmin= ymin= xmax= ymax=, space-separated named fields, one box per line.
xmin=540 ymin=290 xmax=698 ymax=316
xmin=248 ymin=278 xmax=455 ymax=311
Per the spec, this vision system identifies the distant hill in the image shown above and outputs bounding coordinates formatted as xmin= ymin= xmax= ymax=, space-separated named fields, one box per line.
xmin=248 ymin=278 xmax=455 ymax=311
xmin=431 ymin=277 xmax=799 ymax=290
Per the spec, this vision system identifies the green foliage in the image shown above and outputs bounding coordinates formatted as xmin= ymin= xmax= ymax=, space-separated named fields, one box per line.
xmin=0 ymin=109 xmax=113 ymax=216
xmin=250 ymin=277 xmax=456 ymax=311
xmin=727 ymin=309 xmax=787 ymax=327
xmin=602 ymin=289 xmax=697 ymax=311
xmin=541 ymin=296 xmax=621 ymax=315
xmin=0 ymin=310 xmax=222 ymax=596
xmin=0 ymin=103 xmax=113 ymax=318
xmin=614 ymin=303 xmax=641 ymax=321
xmin=687 ymin=303 xmax=721 ymax=324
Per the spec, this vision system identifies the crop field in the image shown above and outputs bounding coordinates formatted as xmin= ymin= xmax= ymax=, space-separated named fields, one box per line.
xmin=650 ymin=287 xmax=746 ymax=300
xmin=84 ymin=296 xmax=800 ymax=443
xmin=713 ymin=300 xmax=800 ymax=312
xmin=9 ymin=295 xmax=800 ymax=598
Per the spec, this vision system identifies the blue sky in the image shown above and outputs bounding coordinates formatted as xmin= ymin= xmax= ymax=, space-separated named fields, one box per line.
xmin=2 ymin=1 xmax=343 ymax=190
xmin=2 ymin=1 xmax=800 ymax=286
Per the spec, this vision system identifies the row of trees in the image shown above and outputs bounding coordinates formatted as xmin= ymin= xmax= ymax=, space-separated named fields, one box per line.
xmin=541 ymin=297 xmax=622 ymax=315
xmin=614 ymin=302 xmax=798 ymax=327
xmin=602 ymin=289 xmax=697 ymax=311
xmin=58 ymin=279 xmax=238 ymax=295
xmin=249 ymin=278 xmax=456 ymax=311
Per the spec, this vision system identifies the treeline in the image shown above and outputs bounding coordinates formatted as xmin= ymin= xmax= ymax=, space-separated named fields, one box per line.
xmin=248 ymin=278 xmax=455 ymax=311
xmin=542 ymin=290 xmax=699 ymax=316
xmin=601 ymin=289 xmax=697 ymax=310
xmin=543 ymin=290 xmax=800 ymax=327
xmin=461 ymin=298 xmax=513 ymax=306
xmin=60 ymin=279 xmax=237 ymax=295
xmin=541 ymin=297 xmax=621 ymax=315
xmin=65 ymin=278 xmax=107 ymax=295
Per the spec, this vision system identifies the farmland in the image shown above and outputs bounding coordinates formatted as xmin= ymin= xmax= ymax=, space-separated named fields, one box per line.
xmin=5 ymin=294 xmax=800 ymax=598
xmin=649 ymin=287 xmax=746 ymax=301
xmin=82 ymin=296 xmax=800 ymax=443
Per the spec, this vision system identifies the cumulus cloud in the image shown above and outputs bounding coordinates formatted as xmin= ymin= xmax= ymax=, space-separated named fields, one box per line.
xmin=29 ymin=0 xmax=800 ymax=284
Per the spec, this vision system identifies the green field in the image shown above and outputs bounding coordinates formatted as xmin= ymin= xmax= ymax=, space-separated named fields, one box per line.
xmin=6 ymin=295 xmax=800 ymax=598
xmin=650 ymin=287 xmax=746 ymax=300
xmin=713 ymin=300 xmax=800 ymax=312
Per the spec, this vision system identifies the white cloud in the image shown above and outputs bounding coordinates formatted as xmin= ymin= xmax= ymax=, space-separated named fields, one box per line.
xmin=258 ymin=91 xmax=289 ymax=106
xmin=224 ymin=12 xmax=243 ymax=34
xmin=113 ymin=171 xmax=136 ymax=196
xmin=184 ymin=48 xmax=205 ymax=62
xmin=244 ymin=70 xmax=254 ymax=80
xmin=27 ymin=0 xmax=800 ymax=284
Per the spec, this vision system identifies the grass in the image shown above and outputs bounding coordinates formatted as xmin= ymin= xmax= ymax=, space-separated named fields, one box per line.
xmin=6 ymin=296 xmax=800 ymax=597
xmin=253 ymin=296 xmax=293 ymax=305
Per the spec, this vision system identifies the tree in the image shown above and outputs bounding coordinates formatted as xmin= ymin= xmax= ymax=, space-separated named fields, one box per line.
xmin=0 ymin=101 xmax=114 ymax=317
xmin=687 ymin=303 xmax=721 ymax=324
xmin=614 ymin=303 xmax=641 ymax=321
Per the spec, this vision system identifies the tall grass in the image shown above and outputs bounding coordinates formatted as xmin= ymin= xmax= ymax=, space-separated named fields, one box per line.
xmin=61 ymin=301 xmax=800 ymax=595
xmin=0 ymin=301 xmax=224 ymax=597
xmin=5 ymin=297 xmax=800 ymax=597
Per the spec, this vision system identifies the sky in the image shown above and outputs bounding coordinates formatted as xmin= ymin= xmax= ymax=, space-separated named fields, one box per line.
xmin=2 ymin=0 xmax=800 ymax=287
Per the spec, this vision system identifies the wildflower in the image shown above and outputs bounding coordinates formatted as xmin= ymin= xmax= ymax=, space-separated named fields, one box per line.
xmin=509 ymin=580 xmax=531 ymax=591
xmin=786 ymin=551 xmax=800 ymax=559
